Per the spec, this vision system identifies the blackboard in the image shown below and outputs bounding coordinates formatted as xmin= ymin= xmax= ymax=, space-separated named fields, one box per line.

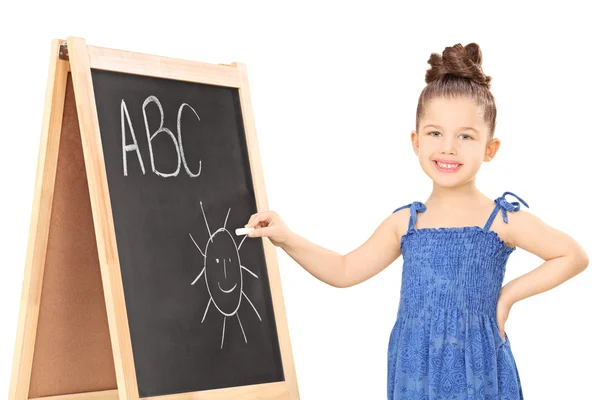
xmin=90 ymin=69 xmax=284 ymax=397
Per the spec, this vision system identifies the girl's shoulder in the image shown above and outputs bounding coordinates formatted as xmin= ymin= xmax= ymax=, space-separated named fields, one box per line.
xmin=390 ymin=200 xmax=426 ymax=240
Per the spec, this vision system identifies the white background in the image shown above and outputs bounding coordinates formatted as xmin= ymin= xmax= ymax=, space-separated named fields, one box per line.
xmin=1 ymin=1 xmax=598 ymax=399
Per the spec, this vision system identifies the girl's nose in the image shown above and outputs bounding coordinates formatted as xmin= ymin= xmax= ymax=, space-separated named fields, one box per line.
xmin=441 ymin=135 xmax=457 ymax=154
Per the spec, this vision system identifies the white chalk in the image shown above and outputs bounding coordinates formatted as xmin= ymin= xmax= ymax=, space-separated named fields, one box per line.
xmin=235 ymin=227 xmax=255 ymax=236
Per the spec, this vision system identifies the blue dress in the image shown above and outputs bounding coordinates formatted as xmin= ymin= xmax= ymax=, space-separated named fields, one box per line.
xmin=387 ymin=192 xmax=528 ymax=399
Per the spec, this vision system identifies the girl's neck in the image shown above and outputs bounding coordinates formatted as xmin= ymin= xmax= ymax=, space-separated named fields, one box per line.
xmin=426 ymin=182 xmax=488 ymax=208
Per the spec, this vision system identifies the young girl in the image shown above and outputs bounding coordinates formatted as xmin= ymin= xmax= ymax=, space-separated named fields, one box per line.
xmin=244 ymin=43 xmax=589 ymax=399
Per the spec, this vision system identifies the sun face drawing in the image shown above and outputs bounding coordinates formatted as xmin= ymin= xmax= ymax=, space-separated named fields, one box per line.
xmin=189 ymin=201 xmax=262 ymax=349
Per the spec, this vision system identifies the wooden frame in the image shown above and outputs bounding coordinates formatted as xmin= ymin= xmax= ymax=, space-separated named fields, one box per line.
xmin=10 ymin=36 xmax=299 ymax=400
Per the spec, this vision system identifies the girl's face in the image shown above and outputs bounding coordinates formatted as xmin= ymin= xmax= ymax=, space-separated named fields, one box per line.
xmin=411 ymin=96 xmax=500 ymax=187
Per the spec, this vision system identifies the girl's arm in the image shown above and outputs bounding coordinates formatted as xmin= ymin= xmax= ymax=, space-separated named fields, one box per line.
xmin=280 ymin=210 xmax=407 ymax=288
xmin=247 ymin=208 xmax=409 ymax=288
xmin=500 ymin=210 xmax=589 ymax=306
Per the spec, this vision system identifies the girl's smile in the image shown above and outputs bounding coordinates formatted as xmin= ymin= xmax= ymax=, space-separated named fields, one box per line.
xmin=433 ymin=159 xmax=463 ymax=173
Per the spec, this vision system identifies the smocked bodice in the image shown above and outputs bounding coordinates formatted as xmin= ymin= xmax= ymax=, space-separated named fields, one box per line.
xmin=398 ymin=226 xmax=514 ymax=317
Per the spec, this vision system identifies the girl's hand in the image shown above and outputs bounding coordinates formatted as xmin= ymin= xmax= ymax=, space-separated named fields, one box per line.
xmin=496 ymin=288 xmax=513 ymax=342
xmin=245 ymin=210 xmax=292 ymax=248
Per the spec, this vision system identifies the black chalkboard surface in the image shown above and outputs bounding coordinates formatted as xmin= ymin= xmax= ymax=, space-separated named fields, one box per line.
xmin=90 ymin=69 xmax=284 ymax=397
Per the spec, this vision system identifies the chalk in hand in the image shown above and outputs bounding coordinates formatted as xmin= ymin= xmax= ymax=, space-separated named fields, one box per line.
xmin=235 ymin=227 xmax=255 ymax=236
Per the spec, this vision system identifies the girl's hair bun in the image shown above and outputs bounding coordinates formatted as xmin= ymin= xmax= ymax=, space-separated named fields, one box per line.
xmin=425 ymin=43 xmax=492 ymax=90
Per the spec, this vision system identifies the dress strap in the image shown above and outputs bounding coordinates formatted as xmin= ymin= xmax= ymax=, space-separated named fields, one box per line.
xmin=483 ymin=191 xmax=529 ymax=231
xmin=392 ymin=201 xmax=427 ymax=231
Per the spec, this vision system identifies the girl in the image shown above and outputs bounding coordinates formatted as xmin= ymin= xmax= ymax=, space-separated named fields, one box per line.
xmin=244 ymin=43 xmax=589 ymax=399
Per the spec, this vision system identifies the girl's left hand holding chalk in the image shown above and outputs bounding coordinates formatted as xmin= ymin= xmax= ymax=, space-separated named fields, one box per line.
xmin=240 ymin=210 xmax=293 ymax=248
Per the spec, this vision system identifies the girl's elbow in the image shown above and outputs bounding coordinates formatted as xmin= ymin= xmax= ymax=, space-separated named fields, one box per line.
xmin=569 ymin=247 xmax=589 ymax=272
xmin=332 ymin=276 xmax=353 ymax=288
xmin=577 ymin=250 xmax=590 ymax=272
xmin=331 ymin=275 xmax=358 ymax=288
xmin=329 ymin=280 xmax=348 ymax=289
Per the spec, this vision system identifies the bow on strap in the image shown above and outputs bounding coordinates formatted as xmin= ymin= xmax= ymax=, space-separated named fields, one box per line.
xmin=411 ymin=201 xmax=427 ymax=213
xmin=496 ymin=191 xmax=529 ymax=223
xmin=409 ymin=201 xmax=427 ymax=229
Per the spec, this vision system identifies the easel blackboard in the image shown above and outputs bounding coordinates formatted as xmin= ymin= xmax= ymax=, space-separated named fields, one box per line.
xmin=10 ymin=37 xmax=299 ymax=400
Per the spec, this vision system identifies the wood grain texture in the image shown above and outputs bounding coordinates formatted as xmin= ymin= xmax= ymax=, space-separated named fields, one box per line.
xmin=87 ymin=45 xmax=241 ymax=88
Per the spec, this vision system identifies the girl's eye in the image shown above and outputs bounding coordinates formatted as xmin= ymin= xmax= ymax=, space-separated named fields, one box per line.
xmin=216 ymin=258 xmax=219 ymax=263
xmin=428 ymin=131 xmax=472 ymax=140
xmin=229 ymin=258 xmax=231 ymax=262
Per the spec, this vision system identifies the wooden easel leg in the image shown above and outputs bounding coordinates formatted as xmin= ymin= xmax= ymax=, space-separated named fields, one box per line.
xmin=9 ymin=39 xmax=118 ymax=400
xmin=9 ymin=37 xmax=68 ymax=400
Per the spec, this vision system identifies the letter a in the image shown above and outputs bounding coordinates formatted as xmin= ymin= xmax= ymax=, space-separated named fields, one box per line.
xmin=121 ymin=99 xmax=146 ymax=176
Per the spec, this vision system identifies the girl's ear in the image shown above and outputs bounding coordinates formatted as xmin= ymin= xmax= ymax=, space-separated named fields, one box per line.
xmin=484 ymin=137 xmax=501 ymax=161
xmin=411 ymin=130 xmax=419 ymax=155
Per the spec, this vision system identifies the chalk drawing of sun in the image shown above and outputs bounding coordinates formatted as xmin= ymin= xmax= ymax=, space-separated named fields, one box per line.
xmin=189 ymin=201 xmax=262 ymax=349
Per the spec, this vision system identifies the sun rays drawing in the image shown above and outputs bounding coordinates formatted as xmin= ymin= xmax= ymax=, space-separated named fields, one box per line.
xmin=189 ymin=201 xmax=262 ymax=349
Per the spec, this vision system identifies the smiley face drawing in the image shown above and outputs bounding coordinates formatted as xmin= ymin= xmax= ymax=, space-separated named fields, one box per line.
xmin=189 ymin=201 xmax=262 ymax=349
